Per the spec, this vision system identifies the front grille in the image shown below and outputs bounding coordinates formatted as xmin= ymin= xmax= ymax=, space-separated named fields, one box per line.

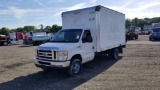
xmin=37 ymin=50 xmax=57 ymax=60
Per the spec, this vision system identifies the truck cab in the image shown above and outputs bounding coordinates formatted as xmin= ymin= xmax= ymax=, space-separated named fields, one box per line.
xmin=149 ymin=28 xmax=160 ymax=41
xmin=10 ymin=32 xmax=24 ymax=45
xmin=34 ymin=28 xmax=95 ymax=76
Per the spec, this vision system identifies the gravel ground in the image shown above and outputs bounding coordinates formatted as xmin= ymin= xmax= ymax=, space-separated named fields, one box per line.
xmin=0 ymin=35 xmax=160 ymax=90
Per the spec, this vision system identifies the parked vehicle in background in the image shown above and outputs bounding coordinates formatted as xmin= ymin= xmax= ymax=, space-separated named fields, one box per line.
xmin=149 ymin=23 xmax=160 ymax=41
xmin=143 ymin=25 xmax=152 ymax=35
xmin=10 ymin=32 xmax=24 ymax=44
xmin=126 ymin=26 xmax=139 ymax=40
xmin=34 ymin=5 xmax=126 ymax=76
xmin=0 ymin=35 xmax=10 ymax=46
xmin=23 ymin=32 xmax=54 ymax=46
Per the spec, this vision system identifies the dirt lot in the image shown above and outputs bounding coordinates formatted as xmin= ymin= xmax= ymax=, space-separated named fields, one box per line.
xmin=0 ymin=35 xmax=160 ymax=90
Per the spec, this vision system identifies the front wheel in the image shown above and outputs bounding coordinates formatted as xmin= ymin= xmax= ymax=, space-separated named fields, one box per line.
xmin=68 ymin=59 xmax=82 ymax=76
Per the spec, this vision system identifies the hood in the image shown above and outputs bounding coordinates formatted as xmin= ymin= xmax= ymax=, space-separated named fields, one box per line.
xmin=37 ymin=42 xmax=79 ymax=50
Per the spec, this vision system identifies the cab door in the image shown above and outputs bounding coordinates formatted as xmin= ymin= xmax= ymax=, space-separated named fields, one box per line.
xmin=81 ymin=30 xmax=95 ymax=63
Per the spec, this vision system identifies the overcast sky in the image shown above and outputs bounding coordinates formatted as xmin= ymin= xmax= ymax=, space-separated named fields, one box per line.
xmin=0 ymin=0 xmax=160 ymax=29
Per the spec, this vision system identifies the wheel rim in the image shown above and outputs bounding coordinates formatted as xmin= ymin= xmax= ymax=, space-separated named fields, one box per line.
xmin=72 ymin=62 xmax=80 ymax=74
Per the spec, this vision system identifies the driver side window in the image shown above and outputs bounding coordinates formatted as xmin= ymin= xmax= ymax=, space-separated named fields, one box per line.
xmin=82 ymin=30 xmax=92 ymax=43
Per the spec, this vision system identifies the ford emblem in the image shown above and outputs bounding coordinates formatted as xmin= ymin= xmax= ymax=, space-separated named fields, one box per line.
xmin=42 ymin=52 xmax=47 ymax=56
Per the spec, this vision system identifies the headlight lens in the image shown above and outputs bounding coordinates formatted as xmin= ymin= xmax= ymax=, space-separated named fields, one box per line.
xmin=58 ymin=51 xmax=68 ymax=61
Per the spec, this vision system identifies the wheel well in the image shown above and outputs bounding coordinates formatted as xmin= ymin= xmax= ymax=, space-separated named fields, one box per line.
xmin=71 ymin=54 xmax=82 ymax=62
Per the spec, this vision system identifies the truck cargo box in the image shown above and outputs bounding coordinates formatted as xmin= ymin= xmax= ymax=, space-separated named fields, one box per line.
xmin=62 ymin=5 xmax=125 ymax=52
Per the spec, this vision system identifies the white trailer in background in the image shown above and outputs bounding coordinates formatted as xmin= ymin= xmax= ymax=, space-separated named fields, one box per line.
xmin=34 ymin=5 xmax=126 ymax=76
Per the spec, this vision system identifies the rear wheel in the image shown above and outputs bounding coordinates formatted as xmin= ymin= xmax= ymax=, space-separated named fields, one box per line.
xmin=68 ymin=58 xmax=81 ymax=76
xmin=108 ymin=48 xmax=119 ymax=60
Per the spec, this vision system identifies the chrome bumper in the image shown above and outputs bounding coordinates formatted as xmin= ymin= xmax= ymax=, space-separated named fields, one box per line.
xmin=34 ymin=58 xmax=70 ymax=68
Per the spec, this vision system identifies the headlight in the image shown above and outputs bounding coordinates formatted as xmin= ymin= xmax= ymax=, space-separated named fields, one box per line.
xmin=58 ymin=51 xmax=68 ymax=61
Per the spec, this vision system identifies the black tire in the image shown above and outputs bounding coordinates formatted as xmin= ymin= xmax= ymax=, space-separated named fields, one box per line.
xmin=68 ymin=59 xmax=82 ymax=76
xmin=109 ymin=48 xmax=119 ymax=60
xmin=149 ymin=38 xmax=152 ymax=41
xmin=130 ymin=36 xmax=134 ymax=40
xmin=3 ymin=42 xmax=8 ymax=46
xmin=38 ymin=41 xmax=42 ymax=45
xmin=33 ymin=42 xmax=37 ymax=46
xmin=135 ymin=35 xmax=138 ymax=39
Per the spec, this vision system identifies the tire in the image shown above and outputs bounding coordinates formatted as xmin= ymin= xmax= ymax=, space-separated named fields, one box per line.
xmin=33 ymin=42 xmax=37 ymax=46
xmin=68 ymin=58 xmax=82 ymax=76
xmin=149 ymin=38 xmax=152 ymax=41
xmin=38 ymin=41 xmax=42 ymax=45
xmin=135 ymin=35 xmax=138 ymax=39
xmin=109 ymin=48 xmax=119 ymax=60
xmin=113 ymin=48 xmax=119 ymax=60
xmin=130 ymin=36 xmax=134 ymax=40
xmin=3 ymin=42 xmax=8 ymax=46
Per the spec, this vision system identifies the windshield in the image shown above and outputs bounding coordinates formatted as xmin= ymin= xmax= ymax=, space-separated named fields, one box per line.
xmin=50 ymin=29 xmax=82 ymax=43
xmin=153 ymin=28 xmax=160 ymax=32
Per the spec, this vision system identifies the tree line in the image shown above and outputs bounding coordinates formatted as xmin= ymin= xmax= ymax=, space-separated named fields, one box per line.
xmin=0 ymin=24 xmax=62 ymax=36
xmin=126 ymin=17 xmax=160 ymax=29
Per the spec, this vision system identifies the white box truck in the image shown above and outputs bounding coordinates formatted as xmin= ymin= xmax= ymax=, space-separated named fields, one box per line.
xmin=34 ymin=5 xmax=126 ymax=76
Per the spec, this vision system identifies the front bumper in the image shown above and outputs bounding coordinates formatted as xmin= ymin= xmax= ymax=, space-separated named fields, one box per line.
xmin=34 ymin=58 xmax=70 ymax=68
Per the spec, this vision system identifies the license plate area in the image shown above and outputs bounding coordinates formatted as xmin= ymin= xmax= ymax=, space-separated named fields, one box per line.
xmin=38 ymin=61 xmax=51 ymax=65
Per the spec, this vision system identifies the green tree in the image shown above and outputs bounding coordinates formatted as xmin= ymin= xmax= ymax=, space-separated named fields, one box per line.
xmin=126 ymin=19 xmax=132 ymax=28
xmin=40 ymin=24 xmax=44 ymax=31
xmin=138 ymin=19 xmax=145 ymax=30
xmin=10 ymin=29 xmax=16 ymax=33
xmin=44 ymin=26 xmax=51 ymax=32
xmin=23 ymin=26 xmax=36 ymax=32
xmin=0 ymin=27 xmax=10 ymax=35
xmin=132 ymin=17 xmax=139 ymax=26
xmin=144 ymin=18 xmax=150 ymax=25
xmin=16 ymin=27 xmax=24 ymax=32
xmin=50 ymin=24 xmax=62 ymax=33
